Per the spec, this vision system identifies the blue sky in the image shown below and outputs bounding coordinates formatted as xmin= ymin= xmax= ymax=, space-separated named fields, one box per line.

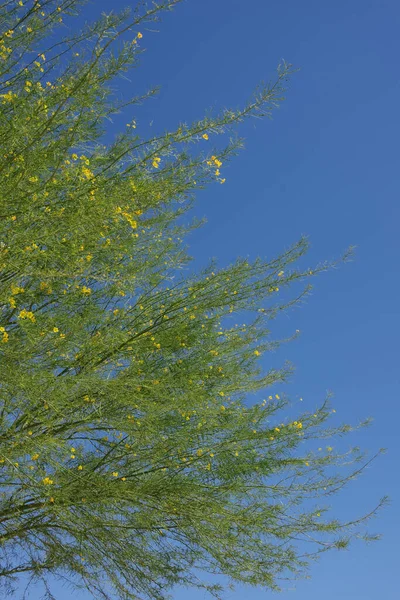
xmin=26 ymin=0 xmax=400 ymax=598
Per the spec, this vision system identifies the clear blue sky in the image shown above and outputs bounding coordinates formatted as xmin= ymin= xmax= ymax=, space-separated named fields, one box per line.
xmin=31 ymin=0 xmax=400 ymax=598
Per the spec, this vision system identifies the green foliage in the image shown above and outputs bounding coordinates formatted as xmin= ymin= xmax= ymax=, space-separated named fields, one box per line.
xmin=0 ymin=2 xmax=383 ymax=599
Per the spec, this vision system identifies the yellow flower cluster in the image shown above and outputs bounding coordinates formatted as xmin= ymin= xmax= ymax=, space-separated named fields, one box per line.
xmin=40 ymin=281 xmax=52 ymax=294
xmin=152 ymin=156 xmax=161 ymax=169
xmin=0 ymin=327 xmax=9 ymax=343
xmin=11 ymin=284 xmax=24 ymax=295
xmin=115 ymin=206 xmax=137 ymax=229
xmin=18 ymin=309 xmax=36 ymax=322
xmin=81 ymin=166 xmax=94 ymax=180
xmin=0 ymin=37 xmax=12 ymax=60
xmin=0 ymin=91 xmax=17 ymax=103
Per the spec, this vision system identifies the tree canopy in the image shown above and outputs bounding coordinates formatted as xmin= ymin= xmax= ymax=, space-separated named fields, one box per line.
xmin=0 ymin=2 xmax=384 ymax=599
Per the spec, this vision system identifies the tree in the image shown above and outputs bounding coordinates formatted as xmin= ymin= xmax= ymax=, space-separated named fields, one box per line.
xmin=0 ymin=2 xmax=384 ymax=599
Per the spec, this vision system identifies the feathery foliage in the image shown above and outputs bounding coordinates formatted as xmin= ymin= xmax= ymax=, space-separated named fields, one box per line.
xmin=0 ymin=2 xmax=383 ymax=599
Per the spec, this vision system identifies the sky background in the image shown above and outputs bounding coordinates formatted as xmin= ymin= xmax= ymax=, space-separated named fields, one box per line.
xmin=23 ymin=0 xmax=400 ymax=598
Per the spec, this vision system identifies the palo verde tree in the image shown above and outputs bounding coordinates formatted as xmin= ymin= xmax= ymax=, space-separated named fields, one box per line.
xmin=0 ymin=1 xmax=384 ymax=599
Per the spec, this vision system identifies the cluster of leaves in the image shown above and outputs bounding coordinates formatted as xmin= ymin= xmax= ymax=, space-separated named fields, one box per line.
xmin=0 ymin=2 xmax=384 ymax=600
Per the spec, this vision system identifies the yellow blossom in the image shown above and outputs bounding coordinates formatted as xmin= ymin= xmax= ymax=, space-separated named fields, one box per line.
xmin=77 ymin=465 xmax=83 ymax=470
xmin=42 ymin=477 xmax=54 ymax=485
xmin=137 ymin=32 xmax=143 ymax=39
xmin=0 ymin=91 xmax=17 ymax=103
xmin=254 ymin=350 xmax=260 ymax=356
xmin=112 ymin=471 xmax=119 ymax=477
xmin=202 ymin=133 xmax=209 ymax=140
xmin=18 ymin=309 xmax=35 ymax=322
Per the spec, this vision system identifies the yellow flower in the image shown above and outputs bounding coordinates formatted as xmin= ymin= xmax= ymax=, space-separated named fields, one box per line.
xmin=254 ymin=350 xmax=260 ymax=356
xmin=27 ymin=27 xmax=32 ymax=33
xmin=112 ymin=471 xmax=119 ymax=477
xmin=31 ymin=453 xmax=40 ymax=460
xmin=152 ymin=157 xmax=161 ymax=168
xmin=18 ymin=309 xmax=35 ymax=322
xmin=278 ymin=270 xmax=284 ymax=277
xmin=121 ymin=477 xmax=126 ymax=481
xmin=275 ymin=394 xmax=280 ymax=400
xmin=52 ymin=327 xmax=59 ymax=333
xmin=42 ymin=477 xmax=54 ymax=485
xmin=297 ymin=422 xmax=303 ymax=429
xmin=0 ymin=91 xmax=17 ymax=103
xmin=220 ymin=178 xmax=226 ymax=184
xmin=202 ymin=133 xmax=209 ymax=140
xmin=71 ymin=153 xmax=78 ymax=160
xmin=81 ymin=286 xmax=91 ymax=295
xmin=77 ymin=465 xmax=83 ymax=470
xmin=137 ymin=32 xmax=143 ymax=39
